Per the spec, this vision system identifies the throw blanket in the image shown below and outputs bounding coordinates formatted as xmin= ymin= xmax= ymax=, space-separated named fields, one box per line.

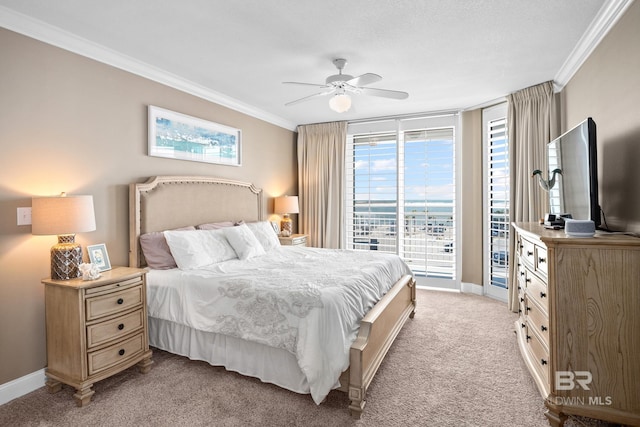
xmin=146 ymin=246 xmax=412 ymax=404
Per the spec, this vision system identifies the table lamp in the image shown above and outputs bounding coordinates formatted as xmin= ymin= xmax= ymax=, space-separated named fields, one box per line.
xmin=274 ymin=195 xmax=299 ymax=237
xmin=32 ymin=193 xmax=96 ymax=280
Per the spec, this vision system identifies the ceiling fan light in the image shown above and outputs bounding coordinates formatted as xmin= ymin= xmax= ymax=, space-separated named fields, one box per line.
xmin=329 ymin=93 xmax=351 ymax=113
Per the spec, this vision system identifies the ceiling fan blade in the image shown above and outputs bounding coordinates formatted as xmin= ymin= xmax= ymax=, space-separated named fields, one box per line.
xmin=360 ymin=87 xmax=409 ymax=100
xmin=285 ymin=89 xmax=335 ymax=106
xmin=346 ymin=73 xmax=382 ymax=87
xmin=282 ymin=81 xmax=330 ymax=89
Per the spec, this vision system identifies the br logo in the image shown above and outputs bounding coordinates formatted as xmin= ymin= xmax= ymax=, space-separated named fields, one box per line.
xmin=555 ymin=371 xmax=592 ymax=390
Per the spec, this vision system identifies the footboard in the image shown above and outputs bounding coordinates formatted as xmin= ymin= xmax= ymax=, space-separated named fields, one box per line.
xmin=348 ymin=274 xmax=416 ymax=418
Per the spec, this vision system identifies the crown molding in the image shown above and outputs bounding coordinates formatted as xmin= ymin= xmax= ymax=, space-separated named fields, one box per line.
xmin=0 ymin=6 xmax=297 ymax=131
xmin=554 ymin=0 xmax=635 ymax=90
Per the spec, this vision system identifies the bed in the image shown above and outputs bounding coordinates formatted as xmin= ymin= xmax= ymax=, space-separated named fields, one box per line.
xmin=129 ymin=175 xmax=416 ymax=418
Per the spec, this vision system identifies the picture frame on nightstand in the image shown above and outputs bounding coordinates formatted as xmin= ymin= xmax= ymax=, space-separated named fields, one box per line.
xmin=270 ymin=221 xmax=280 ymax=235
xmin=87 ymin=243 xmax=111 ymax=271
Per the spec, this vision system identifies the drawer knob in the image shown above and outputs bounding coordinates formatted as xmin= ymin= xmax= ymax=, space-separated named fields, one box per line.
xmin=521 ymin=323 xmax=526 ymax=329
xmin=526 ymin=335 xmax=531 ymax=342
xmin=541 ymin=325 xmax=548 ymax=332
xmin=118 ymin=323 xmax=125 ymax=330
xmin=519 ymin=271 xmax=525 ymax=277
xmin=526 ymin=306 xmax=531 ymax=312
xmin=540 ymin=291 xmax=547 ymax=298
xmin=117 ymin=298 xmax=124 ymax=305
xmin=520 ymin=297 xmax=524 ymax=303
xmin=538 ymin=257 xmax=546 ymax=264
xmin=525 ymin=278 xmax=531 ymax=283
xmin=541 ymin=359 xmax=548 ymax=366
xmin=119 ymin=349 xmax=125 ymax=356
xmin=527 ymin=251 xmax=533 ymax=256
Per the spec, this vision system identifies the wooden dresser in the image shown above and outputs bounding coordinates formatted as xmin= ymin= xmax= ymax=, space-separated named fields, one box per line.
xmin=42 ymin=266 xmax=153 ymax=406
xmin=512 ymin=223 xmax=640 ymax=426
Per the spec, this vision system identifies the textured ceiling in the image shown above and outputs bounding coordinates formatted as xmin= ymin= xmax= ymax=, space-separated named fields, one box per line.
xmin=0 ymin=0 xmax=616 ymax=129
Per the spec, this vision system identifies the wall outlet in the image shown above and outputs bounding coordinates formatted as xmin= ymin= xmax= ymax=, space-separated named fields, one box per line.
xmin=17 ymin=207 xmax=32 ymax=225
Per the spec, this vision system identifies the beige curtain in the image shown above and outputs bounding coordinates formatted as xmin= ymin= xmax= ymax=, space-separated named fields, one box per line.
xmin=507 ymin=81 xmax=558 ymax=312
xmin=297 ymin=121 xmax=347 ymax=248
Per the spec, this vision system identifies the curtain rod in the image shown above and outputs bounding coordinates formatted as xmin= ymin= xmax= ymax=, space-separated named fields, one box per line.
xmin=347 ymin=109 xmax=459 ymax=125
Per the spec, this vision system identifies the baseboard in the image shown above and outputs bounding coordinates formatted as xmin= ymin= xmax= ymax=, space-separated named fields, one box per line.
xmin=461 ymin=282 xmax=483 ymax=295
xmin=0 ymin=369 xmax=45 ymax=406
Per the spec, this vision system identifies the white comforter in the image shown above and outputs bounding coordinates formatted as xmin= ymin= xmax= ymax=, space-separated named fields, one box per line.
xmin=146 ymin=246 xmax=412 ymax=404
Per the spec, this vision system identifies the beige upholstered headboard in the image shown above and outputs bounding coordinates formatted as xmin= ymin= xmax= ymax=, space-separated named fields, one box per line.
xmin=129 ymin=175 xmax=263 ymax=268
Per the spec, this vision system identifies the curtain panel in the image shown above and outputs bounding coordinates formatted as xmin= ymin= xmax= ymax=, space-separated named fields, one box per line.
xmin=297 ymin=121 xmax=347 ymax=248
xmin=506 ymin=81 xmax=558 ymax=312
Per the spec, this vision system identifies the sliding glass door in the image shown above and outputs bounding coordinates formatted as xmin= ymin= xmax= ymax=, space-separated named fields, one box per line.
xmin=345 ymin=115 xmax=458 ymax=289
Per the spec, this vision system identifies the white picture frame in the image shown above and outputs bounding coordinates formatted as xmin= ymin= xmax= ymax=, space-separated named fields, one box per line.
xmin=148 ymin=105 xmax=242 ymax=166
xmin=87 ymin=243 xmax=112 ymax=271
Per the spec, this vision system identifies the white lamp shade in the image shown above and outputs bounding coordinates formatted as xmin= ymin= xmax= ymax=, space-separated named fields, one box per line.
xmin=32 ymin=194 xmax=96 ymax=235
xmin=274 ymin=196 xmax=299 ymax=215
xmin=329 ymin=93 xmax=352 ymax=113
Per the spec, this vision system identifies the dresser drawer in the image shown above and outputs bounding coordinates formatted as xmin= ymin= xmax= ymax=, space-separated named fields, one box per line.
xmin=520 ymin=237 xmax=536 ymax=268
xmin=279 ymin=234 xmax=307 ymax=246
xmin=290 ymin=237 xmax=306 ymax=246
xmin=526 ymin=326 xmax=550 ymax=385
xmin=86 ymin=286 xmax=143 ymax=321
xmin=535 ymin=245 xmax=548 ymax=277
xmin=527 ymin=273 xmax=549 ymax=312
xmin=88 ymin=332 xmax=145 ymax=375
xmin=525 ymin=298 xmax=549 ymax=347
xmin=516 ymin=261 xmax=527 ymax=291
xmin=86 ymin=309 xmax=144 ymax=349
xmin=518 ymin=293 xmax=525 ymax=316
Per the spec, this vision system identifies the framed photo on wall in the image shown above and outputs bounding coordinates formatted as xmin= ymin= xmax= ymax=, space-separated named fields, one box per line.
xmin=87 ymin=243 xmax=112 ymax=271
xmin=148 ymin=105 xmax=242 ymax=166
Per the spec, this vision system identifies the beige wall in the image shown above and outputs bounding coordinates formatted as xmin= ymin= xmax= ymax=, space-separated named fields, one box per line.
xmin=561 ymin=0 xmax=640 ymax=232
xmin=460 ymin=109 xmax=483 ymax=285
xmin=0 ymin=28 xmax=296 ymax=385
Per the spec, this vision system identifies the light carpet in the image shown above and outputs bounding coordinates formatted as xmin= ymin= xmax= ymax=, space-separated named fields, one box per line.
xmin=0 ymin=289 xmax=620 ymax=426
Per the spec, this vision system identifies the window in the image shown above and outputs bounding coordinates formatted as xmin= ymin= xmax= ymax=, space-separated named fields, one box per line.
xmin=345 ymin=115 xmax=457 ymax=286
xmin=483 ymin=104 xmax=509 ymax=300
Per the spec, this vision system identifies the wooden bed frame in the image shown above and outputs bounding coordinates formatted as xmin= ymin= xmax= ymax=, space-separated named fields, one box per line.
xmin=129 ymin=175 xmax=416 ymax=418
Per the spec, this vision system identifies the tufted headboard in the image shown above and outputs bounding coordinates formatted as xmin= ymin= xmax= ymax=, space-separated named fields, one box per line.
xmin=129 ymin=175 xmax=263 ymax=268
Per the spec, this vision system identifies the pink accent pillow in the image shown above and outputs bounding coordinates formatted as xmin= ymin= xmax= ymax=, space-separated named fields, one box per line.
xmin=139 ymin=226 xmax=195 ymax=269
xmin=196 ymin=221 xmax=236 ymax=230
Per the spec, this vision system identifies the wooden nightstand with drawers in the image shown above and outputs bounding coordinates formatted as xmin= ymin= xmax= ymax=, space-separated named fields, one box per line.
xmin=278 ymin=234 xmax=308 ymax=246
xmin=42 ymin=266 xmax=153 ymax=406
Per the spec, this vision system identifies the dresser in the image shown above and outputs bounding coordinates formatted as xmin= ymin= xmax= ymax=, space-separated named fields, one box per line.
xmin=278 ymin=234 xmax=308 ymax=246
xmin=512 ymin=223 xmax=640 ymax=426
xmin=42 ymin=266 xmax=153 ymax=406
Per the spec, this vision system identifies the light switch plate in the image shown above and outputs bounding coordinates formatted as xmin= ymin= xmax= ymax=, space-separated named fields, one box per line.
xmin=17 ymin=207 xmax=32 ymax=225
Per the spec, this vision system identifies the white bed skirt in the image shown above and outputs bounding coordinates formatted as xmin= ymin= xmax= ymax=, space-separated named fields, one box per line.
xmin=148 ymin=317 xmax=322 ymax=395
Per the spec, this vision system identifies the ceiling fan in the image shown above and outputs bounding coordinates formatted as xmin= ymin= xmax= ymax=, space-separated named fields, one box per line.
xmin=283 ymin=58 xmax=409 ymax=113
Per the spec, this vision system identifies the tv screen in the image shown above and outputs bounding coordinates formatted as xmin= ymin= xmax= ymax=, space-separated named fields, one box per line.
xmin=547 ymin=117 xmax=600 ymax=227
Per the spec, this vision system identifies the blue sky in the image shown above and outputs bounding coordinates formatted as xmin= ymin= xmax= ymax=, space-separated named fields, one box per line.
xmin=353 ymin=135 xmax=455 ymax=202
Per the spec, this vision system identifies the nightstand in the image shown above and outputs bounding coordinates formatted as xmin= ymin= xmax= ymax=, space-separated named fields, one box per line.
xmin=278 ymin=234 xmax=308 ymax=246
xmin=42 ymin=266 xmax=153 ymax=406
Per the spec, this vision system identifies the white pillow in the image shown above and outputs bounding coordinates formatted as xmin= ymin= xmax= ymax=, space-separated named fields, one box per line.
xmin=164 ymin=229 xmax=237 ymax=269
xmin=223 ymin=223 xmax=266 ymax=260
xmin=246 ymin=221 xmax=280 ymax=252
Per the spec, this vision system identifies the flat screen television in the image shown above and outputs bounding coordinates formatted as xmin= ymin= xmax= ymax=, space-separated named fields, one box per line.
xmin=546 ymin=117 xmax=600 ymax=227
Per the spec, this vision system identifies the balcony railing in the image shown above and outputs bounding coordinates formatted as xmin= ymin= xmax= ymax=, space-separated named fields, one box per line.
xmin=346 ymin=206 xmax=455 ymax=279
